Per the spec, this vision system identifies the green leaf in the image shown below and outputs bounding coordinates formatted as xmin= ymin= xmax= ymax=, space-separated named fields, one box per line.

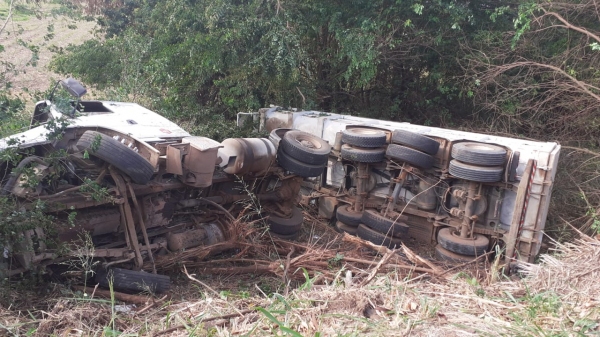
xmin=256 ymin=308 xmax=304 ymax=337
xmin=412 ymin=3 xmax=424 ymax=15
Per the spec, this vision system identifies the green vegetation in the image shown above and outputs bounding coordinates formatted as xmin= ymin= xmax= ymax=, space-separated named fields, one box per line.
xmin=52 ymin=0 xmax=492 ymax=126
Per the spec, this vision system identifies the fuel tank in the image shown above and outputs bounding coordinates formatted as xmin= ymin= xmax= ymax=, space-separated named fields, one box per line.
xmin=218 ymin=138 xmax=276 ymax=175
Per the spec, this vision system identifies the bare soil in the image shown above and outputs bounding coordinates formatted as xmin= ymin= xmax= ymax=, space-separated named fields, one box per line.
xmin=1 ymin=4 xmax=97 ymax=97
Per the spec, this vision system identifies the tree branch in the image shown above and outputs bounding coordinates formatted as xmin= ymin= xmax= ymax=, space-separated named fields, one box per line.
xmin=0 ymin=0 xmax=14 ymax=36
xmin=537 ymin=9 xmax=600 ymax=44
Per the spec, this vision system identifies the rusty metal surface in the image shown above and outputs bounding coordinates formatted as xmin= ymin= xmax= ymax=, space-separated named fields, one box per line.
xmin=166 ymin=144 xmax=185 ymax=175
xmin=181 ymin=137 xmax=222 ymax=187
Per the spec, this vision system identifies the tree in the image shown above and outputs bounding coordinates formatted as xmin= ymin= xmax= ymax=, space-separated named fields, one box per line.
xmin=53 ymin=0 xmax=493 ymax=126
xmin=461 ymin=0 xmax=600 ymax=237
xmin=463 ymin=1 xmax=600 ymax=140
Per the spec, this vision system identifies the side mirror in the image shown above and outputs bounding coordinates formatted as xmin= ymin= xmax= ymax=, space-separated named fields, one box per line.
xmin=60 ymin=78 xmax=87 ymax=98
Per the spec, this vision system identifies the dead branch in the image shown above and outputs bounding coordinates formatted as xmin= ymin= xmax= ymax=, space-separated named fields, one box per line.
xmin=359 ymin=249 xmax=397 ymax=286
xmin=537 ymin=9 xmax=600 ymax=44
xmin=72 ymin=285 xmax=154 ymax=305
xmin=342 ymin=232 xmax=391 ymax=256
xmin=402 ymin=245 xmax=444 ymax=274
xmin=136 ymin=295 xmax=168 ymax=315
xmin=483 ymin=61 xmax=600 ymax=103
xmin=341 ymin=234 xmax=441 ymax=275
xmin=152 ymin=309 xmax=254 ymax=336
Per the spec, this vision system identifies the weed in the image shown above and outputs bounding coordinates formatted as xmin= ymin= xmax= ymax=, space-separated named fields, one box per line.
xmin=80 ymin=178 xmax=114 ymax=203
xmin=257 ymin=307 xmax=305 ymax=337
xmin=418 ymin=296 xmax=440 ymax=318
xmin=327 ymin=252 xmax=344 ymax=269
xmin=61 ymin=232 xmax=97 ymax=292
xmin=525 ymin=291 xmax=561 ymax=318
xmin=298 ymin=268 xmax=320 ymax=291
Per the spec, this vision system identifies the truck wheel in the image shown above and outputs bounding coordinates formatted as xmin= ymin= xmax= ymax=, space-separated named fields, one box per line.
xmin=341 ymin=144 xmax=385 ymax=163
xmin=96 ymin=268 xmax=171 ymax=294
xmin=356 ymin=224 xmax=403 ymax=249
xmin=269 ymin=230 xmax=300 ymax=241
xmin=269 ymin=128 xmax=292 ymax=149
xmin=77 ymin=131 xmax=154 ymax=184
xmin=435 ymin=245 xmax=485 ymax=266
xmin=268 ymin=207 xmax=304 ymax=235
xmin=448 ymin=160 xmax=503 ymax=183
xmin=336 ymin=204 xmax=362 ymax=227
xmin=386 ymin=144 xmax=434 ymax=169
xmin=391 ymin=129 xmax=439 ymax=155
xmin=335 ymin=221 xmax=357 ymax=235
xmin=341 ymin=128 xmax=387 ymax=148
xmin=437 ymin=227 xmax=489 ymax=256
xmin=280 ymin=130 xmax=331 ymax=165
xmin=451 ymin=142 xmax=507 ymax=166
xmin=361 ymin=209 xmax=409 ymax=238
xmin=277 ymin=149 xmax=325 ymax=177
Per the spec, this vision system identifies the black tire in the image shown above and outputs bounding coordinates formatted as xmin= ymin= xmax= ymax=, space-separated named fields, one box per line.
xmin=280 ymin=131 xmax=331 ymax=165
xmin=269 ymin=128 xmax=292 ymax=148
xmin=356 ymin=224 xmax=403 ymax=249
xmin=361 ymin=209 xmax=409 ymax=238
xmin=391 ymin=129 xmax=439 ymax=155
xmin=96 ymin=268 xmax=170 ymax=294
xmin=336 ymin=204 xmax=362 ymax=227
xmin=437 ymin=227 xmax=489 ymax=256
xmin=335 ymin=221 xmax=357 ymax=235
xmin=77 ymin=131 xmax=154 ymax=184
xmin=268 ymin=207 xmax=304 ymax=235
xmin=435 ymin=245 xmax=485 ymax=266
xmin=386 ymin=144 xmax=434 ymax=169
xmin=341 ymin=144 xmax=385 ymax=163
xmin=341 ymin=128 xmax=387 ymax=148
xmin=269 ymin=230 xmax=300 ymax=241
xmin=451 ymin=142 xmax=507 ymax=166
xmin=277 ymin=148 xmax=325 ymax=177
xmin=449 ymin=160 xmax=503 ymax=183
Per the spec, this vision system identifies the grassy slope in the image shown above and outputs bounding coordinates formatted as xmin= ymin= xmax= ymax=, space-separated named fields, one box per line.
xmin=1 ymin=227 xmax=598 ymax=336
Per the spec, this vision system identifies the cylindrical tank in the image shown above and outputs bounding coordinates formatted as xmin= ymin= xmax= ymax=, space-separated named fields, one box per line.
xmin=218 ymin=138 xmax=276 ymax=175
xmin=415 ymin=179 xmax=438 ymax=210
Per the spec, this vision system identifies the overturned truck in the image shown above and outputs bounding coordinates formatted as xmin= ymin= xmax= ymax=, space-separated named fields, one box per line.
xmin=0 ymin=79 xmax=560 ymax=292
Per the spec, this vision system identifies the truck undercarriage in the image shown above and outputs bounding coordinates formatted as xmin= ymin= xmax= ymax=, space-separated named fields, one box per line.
xmin=0 ymin=79 xmax=561 ymax=293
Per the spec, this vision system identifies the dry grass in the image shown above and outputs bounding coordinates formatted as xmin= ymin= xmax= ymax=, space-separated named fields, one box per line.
xmin=1 ymin=219 xmax=599 ymax=337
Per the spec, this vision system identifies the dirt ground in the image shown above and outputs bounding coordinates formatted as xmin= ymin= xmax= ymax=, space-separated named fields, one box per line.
xmin=1 ymin=3 xmax=97 ymax=98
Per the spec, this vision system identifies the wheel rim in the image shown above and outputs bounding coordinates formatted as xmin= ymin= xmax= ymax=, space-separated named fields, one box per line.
xmin=293 ymin=134 xmax=323 ymax=149
xmin=462 ymin=143 xmax=500 ymax=152
xmin=450 ymin=229 xmax=480 ymax=241
xmin=349 ymin=128 xmax=382 ymax=135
